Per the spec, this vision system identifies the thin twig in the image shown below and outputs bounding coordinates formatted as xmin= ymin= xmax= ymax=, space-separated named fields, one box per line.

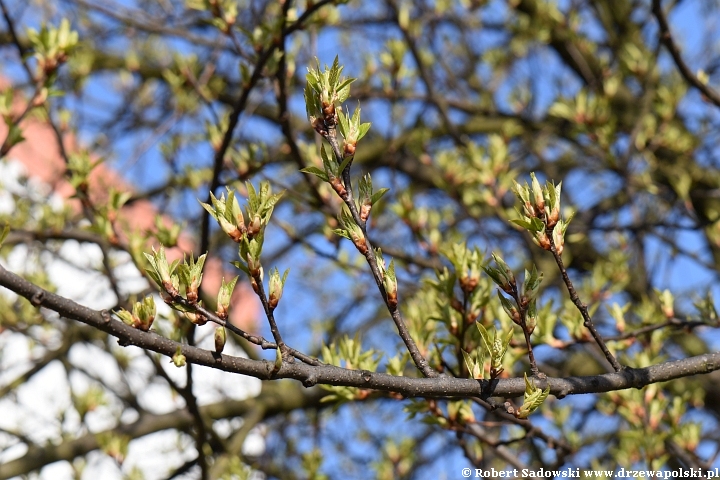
xmin=652 ymin=0 xmax=720 ymax=109
xmin=73 ymin=0 xmax=234 ymax=53
xmin=548 ymin=315 xmax=709 ymax=349
xmin=506 ymin=283 xmax=541 ymax=377
xmin=464 ymin=423 xmax=529 ymax=470
xmin=386 ymin=0 xmax=467 ymax=147
xmin=471 ymin=397 xmax=572 ymax=455
xmin=250 ymin=270 xmax=288 ymax=359
xmin=548 ymin=235 xmax=622 ymax=372
xmin=0 ymin=0 xmax=32 ymax=78
xmin=324 ymin=124 xmax=437 ymax=378
xmin=274 ymin=18 xmax=327 ymax=211
xmin=199 ymin=0 xmax=335 ymax=255
xmin=0 ymin=0 xmax=47 ymax=157
xmin=183 ymin=326 xmax=209 ymax=479
xmin=168 ymin=292 xmax=321 ymax=366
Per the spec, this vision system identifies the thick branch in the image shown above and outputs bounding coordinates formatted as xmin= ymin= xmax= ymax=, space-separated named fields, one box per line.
xmin=1 ymin=264 xmax=719 ymax=402
xmin=0 ymin=382 xmax=324 ymax=479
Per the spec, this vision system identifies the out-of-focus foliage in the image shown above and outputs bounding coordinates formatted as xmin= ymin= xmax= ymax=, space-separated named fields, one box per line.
xmin=2 ymin=0 xmax=720 ymax=478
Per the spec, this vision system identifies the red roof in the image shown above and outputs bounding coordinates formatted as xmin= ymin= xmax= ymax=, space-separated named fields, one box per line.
xmin=0 ymin=84 xmax=260 ymax=333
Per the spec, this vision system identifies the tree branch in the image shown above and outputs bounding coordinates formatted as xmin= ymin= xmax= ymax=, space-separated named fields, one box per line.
xmin=324 ymin=125 xmax=437 ymax=378
xmin=2 ymin=264 xmax=719 ymax=403
xmin=0 ymin=381 xmax=324 ymax=479
xmin=549 ymin=236 xmax=622 ymax=372
xmin=199 ymin=0 xmax=335 ymax=254
xmin=652 ymin=0 xmax=720 ymax=109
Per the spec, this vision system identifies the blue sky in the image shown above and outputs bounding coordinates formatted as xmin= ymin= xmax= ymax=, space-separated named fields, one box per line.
xmin=3 ymin=0 xmax=720 ymax=475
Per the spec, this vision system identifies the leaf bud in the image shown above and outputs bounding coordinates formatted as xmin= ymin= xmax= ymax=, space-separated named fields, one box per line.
xmin=214 ymin=326 xmax=226 ymax=354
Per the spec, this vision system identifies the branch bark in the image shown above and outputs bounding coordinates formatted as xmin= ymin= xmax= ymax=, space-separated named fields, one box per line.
xmin=0 ymin=382 xmax=324 ymax=479
xmin=549 ymin=237 xmax=622 ymax=372
xmin=652 ymin=0 xmax=720 ymax=109
xmin=199 ymin=0 xmax=335 ymax=254
xmin=1 ymin=264 xmax=719 ymax=402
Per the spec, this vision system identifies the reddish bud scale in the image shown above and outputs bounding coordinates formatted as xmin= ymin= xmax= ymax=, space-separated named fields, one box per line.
xmin=187 ymin=287 xmax=198 ymax=304
xmin=250 ymin=277 xmax=260 ymax=294
xmin=344 ymin=143 xmax=356 ymax=156
xmin=459 ymin=277 xmax=478 ymax=294
xmin=322 ymin=102 xmax=335 ymax=117
xmin=186 ymin=312 xmax=208 ymax=326
xmin=537 ymin=233 xmax=551 ymax=250
xmin=357 ymin=389 xmax=371 ymax=400
xmin=387 ymin=291 xmax=398 ymax=309
xmin=163 ymin=282 xmax=179 ymax=298
xmin=129 ymin=315 xmax=142 ymax=330
xmin=247 ymin=260 xmax=262 ymax=276
xmin=268 ymin=295 xmax=279 ymax=310
xmin=247 ymin=218 xmax=262 ymax=238
xmin=525 ymin=201 xmax=536 ymax=217
xmin=360 ymin=204 xmax=371 ymax=222
xmin=44 ymin=59 xmax=59 ymax=75
xmin=330 ymin=178 xmax=347 ymax=197
xmin=216 ymin=305 xmax=228 ymax=320
xmin=547 ymin=210 xmax=560 ymax=227
xmin=229 ymin=228 xmax=244 ymax=243
xmin=353 ymin=237 xmax=369 ymax=255
xmin=520 ymin=296 xmax=529 ymax=308
xmin=324 ymin=113 xmax=337 ymax=128
xmin=312 ymin=117 xmax=326 ymax=135
xmin=137 ymin=317 xmax=154 ymax=331
xmin=215 ymin=327 xmax=226 ymax=354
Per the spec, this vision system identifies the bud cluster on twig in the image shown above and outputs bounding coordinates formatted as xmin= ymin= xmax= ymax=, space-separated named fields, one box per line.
xmin=484 ymin=253 xmax=544 ymax=377
xmin=302 ymin=56 xmax=436 ymax=379
xmin=512 ymin=173 xmax=573 ymax=255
